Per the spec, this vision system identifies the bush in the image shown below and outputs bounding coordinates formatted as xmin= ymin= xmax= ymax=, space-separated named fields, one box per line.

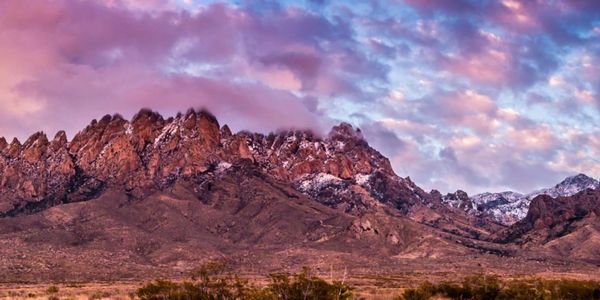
xmin=397 ymin=282 xmax=436 ymax=300
xmin=398 ymin=276 xmax=600 ymax=300
xmin=496 ymin=281 xmax=546 ymax=300
xmin=555 ymin=279 xmax=600 ymax=300
xmin=137 ymin=264 xmax=352 ymax=300
xmin=267 ymin=267 xmax=352 ymax=300
xmin=46 ymin=285 xmax=60 ymax=294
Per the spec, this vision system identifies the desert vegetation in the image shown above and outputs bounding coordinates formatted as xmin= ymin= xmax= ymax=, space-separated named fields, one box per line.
xmin=136 ymin=267 xmax=600 ymax=300
xmin=137 ymin=262 xmax=352 ymax=300
xmin=0 ymin=273 xmax=598 ymax=299
xmin=136 ymin=263 xmax=600 ymax=300
xmin=398 ymin=275 xmax=600 ymax=300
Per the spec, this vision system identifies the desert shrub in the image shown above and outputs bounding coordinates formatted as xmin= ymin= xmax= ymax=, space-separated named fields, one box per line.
xmin=397 ymin=282 xmax=436 ymax=300
xmin=266 ymin=267 xmax=352 ymax=300
xmin=461 ymin=275 xmax=501 ymax=300
xmin=554 ymin=279 xmax=600 ymax=300
xmin=137 ymin=264 xmax=351 ymax=300
xmin=496 ymin=281 xmax=547 ymax=300
xmin=138 ymin=261 xmax=251 ymax=300
xmin=46 ymin=285 xmax=60 ymax=294
xmin=399 ymin=276 xmax=600 ymax=300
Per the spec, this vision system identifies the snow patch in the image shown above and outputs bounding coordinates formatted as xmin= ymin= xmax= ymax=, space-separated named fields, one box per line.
xmin=153 ymin=121 xmax=180 ymax=147
xmin=355 ymin=173 xmax=371 ymax=186
xmin=216 ymin=162 xmax=232 ymax=172
xmin=297 ymin=173 xmax=343 ymax=192
xmin=124 ymin=123 xmax=133 ymax=136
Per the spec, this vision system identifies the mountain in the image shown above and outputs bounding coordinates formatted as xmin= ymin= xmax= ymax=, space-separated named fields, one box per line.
xmin=0 ymin=108 xmax=598 ymax=281
xmin=0 ymin=109 xmax=469 ymax=281
xmin=529 ymin=173 xmax=600 ymax=199
xmin=469 ymin=174 xmax=599 ymax=225
xmin=493 ymin=189 xmax=600 ymax=264
xmin=0 ymin=109 xmax=420 ymax=217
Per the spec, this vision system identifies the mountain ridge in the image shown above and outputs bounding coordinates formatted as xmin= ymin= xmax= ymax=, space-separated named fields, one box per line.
xmin=468 ymin=174 xmax=599 ymax=225
xmin=0 ymin=108 xmax=599 ymax=281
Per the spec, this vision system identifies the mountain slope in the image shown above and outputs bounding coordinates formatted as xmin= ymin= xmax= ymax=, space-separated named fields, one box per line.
xmin=0 ymin=158 xmax=467 ymax=281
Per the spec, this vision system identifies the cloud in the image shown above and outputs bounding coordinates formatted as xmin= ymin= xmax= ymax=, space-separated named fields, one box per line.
xmin=0 ymin=0 xmax=598 ymax=194
xmin=416 ymin=89 xmax=501 ymax=134
xmin=0 ymin=0 xmax=386 ymax=139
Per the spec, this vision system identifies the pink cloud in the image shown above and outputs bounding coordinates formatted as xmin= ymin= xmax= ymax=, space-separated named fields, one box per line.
xmin=418 ymin=90 xmax=500 ymax=134
xmin=0 ymin=0 xmax=383 ymax=139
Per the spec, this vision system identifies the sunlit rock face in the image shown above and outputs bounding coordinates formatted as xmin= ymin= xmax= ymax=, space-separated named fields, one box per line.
xmin=0 ymin=109 xmax=425 ymax=217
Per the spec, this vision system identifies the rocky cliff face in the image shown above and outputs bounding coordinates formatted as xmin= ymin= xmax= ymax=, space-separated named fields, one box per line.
xmin=0 ymin=109 xmax=423 ymax=217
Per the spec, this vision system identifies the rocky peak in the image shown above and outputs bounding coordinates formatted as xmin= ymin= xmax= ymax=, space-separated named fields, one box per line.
xmin=328 ymin=122 xmax=364 ymax=141
xmin=430 ymin=189 xmax=443 ymax=200
xmin=528 ymin=173 xmax=599 ymax=200
xmin=0 ymin=138 xmax=7 ymax=152
xmin=442 ymin=190 xmax=474 ymax=211
xmin=555 ymin=173 xmax=598 ymax=189
xmin=132 ymin=108 xmax=163 ymax=124
xmin=196 ymin=109 xmax=221 ymax=147
xmin=51 ymin=131 xmax=68 ymax=147
xmin=220 ymin=125 xmax=232 ymax=140
xmin=22 ymin=132 xmax=49 ymax=163
xmin=6 ymin=138 xmax=22 ymax=157
xmin=23 ymin=132 xmax=48 ymax=147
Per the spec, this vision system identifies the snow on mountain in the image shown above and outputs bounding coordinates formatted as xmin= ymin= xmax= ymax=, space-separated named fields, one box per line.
xmin=528 ymin=173 xmax=600 ymax=199
xmin=441 ymin=190 xmax=475 ymax=211
xmin=469 ymin=174 xmax=599 ymax=225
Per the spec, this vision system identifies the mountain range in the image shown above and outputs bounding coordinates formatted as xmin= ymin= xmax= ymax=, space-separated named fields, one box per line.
xmin=0 ymin=109 xmax=598 ymax=282
xmin=443 ymin=174 xmax=600 ymax=225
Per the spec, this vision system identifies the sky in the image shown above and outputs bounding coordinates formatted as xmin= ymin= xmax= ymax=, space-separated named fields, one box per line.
xmin=0 ymin=0 xmax=599 ymax=195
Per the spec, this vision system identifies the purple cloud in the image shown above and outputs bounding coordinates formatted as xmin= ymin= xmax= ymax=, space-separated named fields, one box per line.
xmin=0 ymin=0 xmax=598 ymax=194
